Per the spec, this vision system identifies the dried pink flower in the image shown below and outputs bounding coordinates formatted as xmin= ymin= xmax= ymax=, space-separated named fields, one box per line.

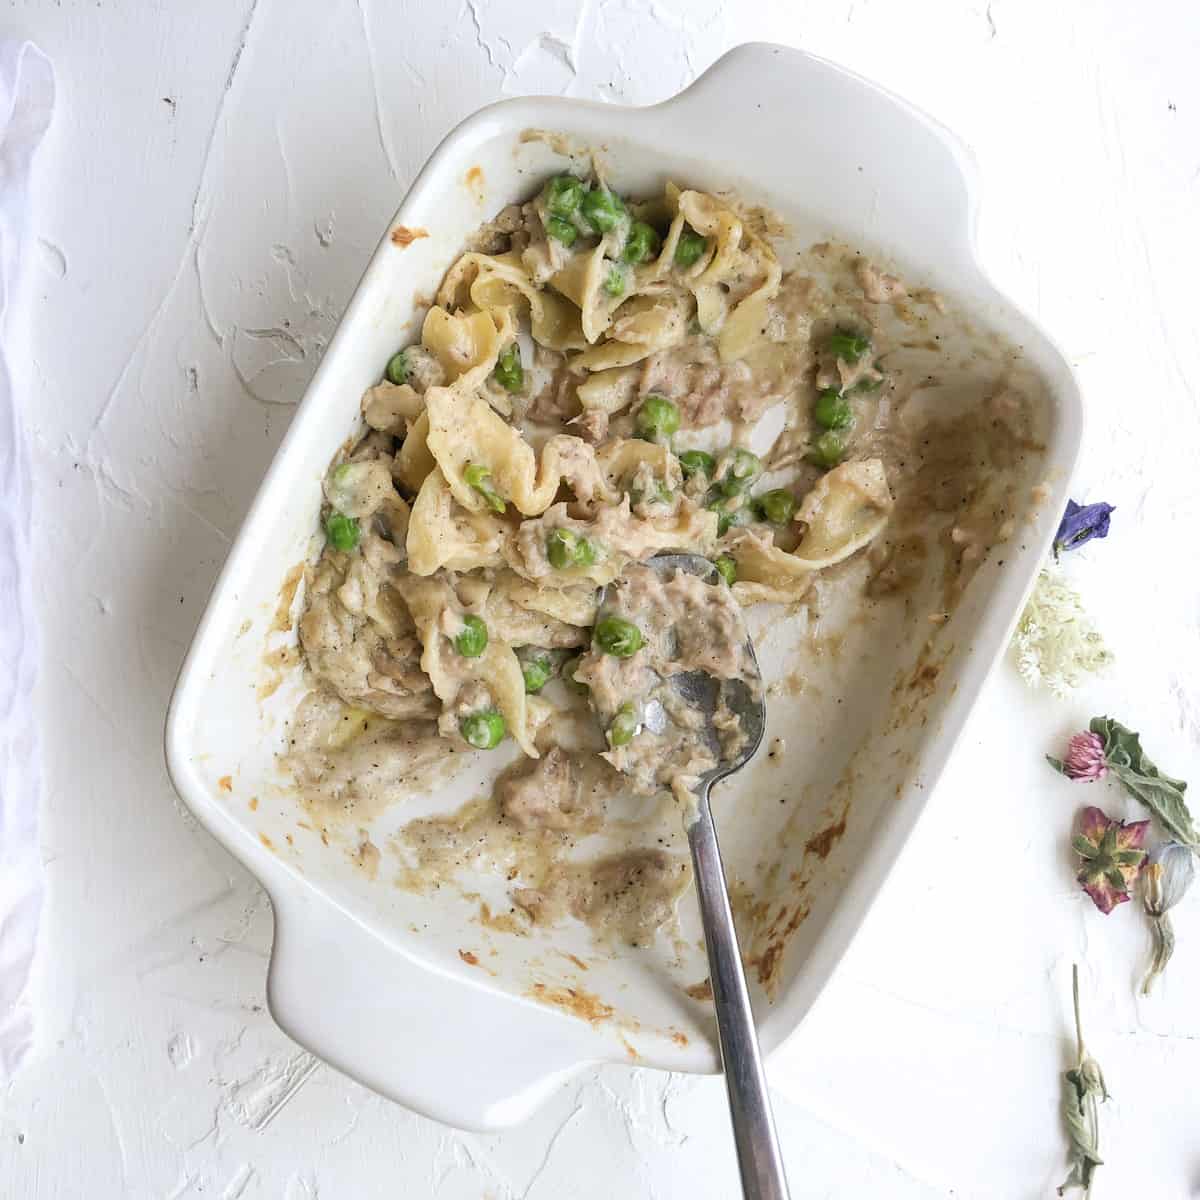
xmin=1072 ymin=806 xmax=1149 ymax=914
xmin=1062 ymin=732 xmax=1108 ymax=782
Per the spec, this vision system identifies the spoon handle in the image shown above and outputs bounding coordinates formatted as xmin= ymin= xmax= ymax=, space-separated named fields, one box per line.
xmin=688 ymin=798 xmax=791 ymax=1200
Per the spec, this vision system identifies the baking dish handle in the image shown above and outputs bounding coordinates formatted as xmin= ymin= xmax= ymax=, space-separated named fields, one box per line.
xmin=652 ymin=42 xmax=981 ymax=272
xmin=265 ymin=884 xmax=597 ymax=1131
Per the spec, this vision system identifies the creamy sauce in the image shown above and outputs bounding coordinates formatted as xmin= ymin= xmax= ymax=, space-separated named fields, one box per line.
xmin=389 ymin=747 xmax=690 ymax=946
xmin=285 ymin=690 xmax=467 ymax=824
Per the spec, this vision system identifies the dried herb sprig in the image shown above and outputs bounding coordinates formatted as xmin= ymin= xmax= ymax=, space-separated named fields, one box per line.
xmin=1058 ymin=964 xmax=1108 ymax=1196
xmin=1049 ymin=717 xmax=1197 ymax=852
xmin=1140 ymin=842 xmax=1196 ymax=995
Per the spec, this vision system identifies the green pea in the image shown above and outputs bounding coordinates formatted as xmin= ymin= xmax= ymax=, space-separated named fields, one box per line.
xmin=678 ymin=449 xmax=716 ymax=479
xmin=756 ymin=488 xmax=798 ymax=525
xmin=809 ymin=431 xmax=846 ymax=469
xmin=463 ymin=463 xmax=507 ymax=514
xmin=708 ymin=498 xmax=751 ymax=538
xmin=385 ymin=349 xmax=409 ymax=386
xmin=580 ymin=186 xmax=625 ymax=233
xmin=325 ymin=512 xmax=360 ymax=552
xmin=814 ymin=388 xmax=853 ymax=430
xmin=520 ymin=655 xmax=552 ymax=695
xmin=675 ymin=228 xmax=707 ymax=267
xmin=460 ymin=710 xmax=506 ymax=750
xmin=714 ymin=555 xmax=737 ymax=586
xmin=547 ymin=528 xmax=579 ymax=569
xmin=710 ymin=492 xmax=748 ymax=540
xmin=622 ymin=221 xmax=661 ymax=264
xmin=493 ymin=343 xmax=524 ymax=393
xmin=608 ymin=702 xmax=640 ymax=747
xmin=545 ymin=216 xmax=578 ymax=247
xmin=827 ymin=328 xmax=871 ymax=364
xmin=630 ymin=480 xmax=673 ymax=509
xmin=603 ymin=266 xmax=627 ymax=298
xmin=594 ymin=616 xmax=643 ymax=658
xmin=719 ymin=448 xmax=762 ymax=496
xmin=561 ymin=653 xmax=589 ymax=694
xmin=544 ymin=174 xmax=583 ymax=218
xmin=635 ymin=393 xmax=680 ymax=443
xmin=454 ymin=614 xmax=488 ymax=658
xmin=547 ymin=528 xmax=596 ymax=570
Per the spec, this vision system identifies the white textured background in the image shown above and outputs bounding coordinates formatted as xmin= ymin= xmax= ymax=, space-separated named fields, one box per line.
xmin=4 ymin=1 xmax=1200 ymax=1196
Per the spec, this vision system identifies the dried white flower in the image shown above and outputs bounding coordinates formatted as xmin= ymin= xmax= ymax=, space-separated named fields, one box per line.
xmin=1012 ymin=570 xmax=1113 ymax=695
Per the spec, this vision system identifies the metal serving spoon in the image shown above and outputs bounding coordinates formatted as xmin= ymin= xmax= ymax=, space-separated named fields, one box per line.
xmin=601 ymin=553 xmax=789 ymax=1200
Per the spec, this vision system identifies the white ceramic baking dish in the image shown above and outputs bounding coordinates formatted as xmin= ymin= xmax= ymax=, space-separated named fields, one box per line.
xmin=165 ymin=43 xmax=1082 ymax=1131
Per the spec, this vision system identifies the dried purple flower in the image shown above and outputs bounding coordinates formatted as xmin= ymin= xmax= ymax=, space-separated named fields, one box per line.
xmin=1072 ymin=806 xmax=1149 ymax=914
xmin=1049 ymin=718 xmax=1197 ymax=850
xmin=1061 ymin=732 xmax=1108 ymax=782
xmin=1053 ymin=499 xmax=1114 ymax=558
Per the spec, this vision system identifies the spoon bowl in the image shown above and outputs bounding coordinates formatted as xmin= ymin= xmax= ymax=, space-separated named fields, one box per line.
xmin=601 ymin=552 xmax=789 ymax=1200
xmin=595 ymin=552 xmax=763 ymax=777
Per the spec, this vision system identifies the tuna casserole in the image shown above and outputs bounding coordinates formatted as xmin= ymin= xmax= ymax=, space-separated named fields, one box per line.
xmin=283 ymin=169 xmax=1034 ymax=946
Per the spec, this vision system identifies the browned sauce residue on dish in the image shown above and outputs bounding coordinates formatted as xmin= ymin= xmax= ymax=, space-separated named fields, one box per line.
xmin=556 ymin=950 xmax=589 ymax=971
xmin=803 ymin=815 xmax=847 ymax=861
xmin=259 ymin=833 xmax=275 ymax=851
xmin=519 ymin=128 xmax=576 ymax=157
xmin=248 ymin=796 xmax=259 ymax=811
xmin=742 ymin=792 xmax=853 ymax=995
xmin=477 ymin=901 xmax=526 ymax=936
xmin=390 ymin=225 xmax=429 ymax=247
xmin=907 ymin=662 xmax=941 ymax=694
xmin=465 ymin=165 xmax=485 ymax=201
xmin=459 ymin=949 xmax=480 ymax=966
xmin=754 ymin=942 xmax=784 ymax=989
xmin=883 ymin=640 xmax=956 ymax=737
xmin=354 ymin=837 xmax=380 ymax=880
xmin=684 ymin=978 xmax=713 ymax=1003
xmin=730 ymin=876 xmax=773 ymax=933
xmin=257 ymin=644 xmax=300 ymax=699
xmin=670 ymin=1030 xmax=689 ymax=1047
xmin=271 ymin=563 xmax=304 ymax=633
xmin=751 ymin=896 xmax=812 ymax=991
xmin=527 ymin=982 xmax=614 ymax=1025
xmin=218 ymin=775 xmax=233 ymax=792
xmin=619 ymin=1034 xmax=640 ymax=1061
